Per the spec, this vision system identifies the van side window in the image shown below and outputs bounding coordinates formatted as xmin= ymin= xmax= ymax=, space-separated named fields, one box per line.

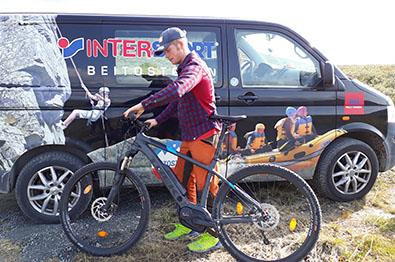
xmin=235 ymin=30 xmax=321 ymax=88
xmin=113 ymin=29 xmax=221 ymax=87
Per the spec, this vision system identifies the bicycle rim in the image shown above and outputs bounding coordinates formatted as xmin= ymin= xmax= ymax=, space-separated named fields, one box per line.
xmin=60 ymin=162 xmax=150 ymax=256
xmin=213 ymin=165 xmax=321 ymax=261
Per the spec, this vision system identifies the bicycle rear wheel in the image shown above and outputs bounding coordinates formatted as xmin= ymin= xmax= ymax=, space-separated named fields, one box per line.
xmin=60 ymin=162 xmax=150 ymax=256
xmin=213 ymin=164 xmax=321 ymax=261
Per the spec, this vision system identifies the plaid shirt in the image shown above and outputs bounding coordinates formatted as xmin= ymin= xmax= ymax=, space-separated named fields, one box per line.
xmin=141 ymin=52 xmax=219 ymax=141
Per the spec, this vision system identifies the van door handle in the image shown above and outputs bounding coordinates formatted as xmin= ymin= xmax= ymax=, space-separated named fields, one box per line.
xmin=215 ymin=95 xmax=221 ymax=101
xmin=237 ymin=94 xmax=258 ymax=102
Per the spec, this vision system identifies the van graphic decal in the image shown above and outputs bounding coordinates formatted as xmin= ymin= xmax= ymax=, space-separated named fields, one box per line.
xmin=218 ymin=106 xmax=347 ymax=178
xmin=154 ymin=141 xmax=181 ymax=167
xmin=57 ymin=37 xmax=216 ymax=59
xmin=57 ymin=37 xmax=84 ymax=58
xmin=344 ymin=92 xmax=365 ymax=115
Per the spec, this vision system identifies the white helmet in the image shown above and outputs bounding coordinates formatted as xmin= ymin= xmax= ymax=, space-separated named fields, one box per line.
xmin=99 ymin=87 xmax=110 ymax=94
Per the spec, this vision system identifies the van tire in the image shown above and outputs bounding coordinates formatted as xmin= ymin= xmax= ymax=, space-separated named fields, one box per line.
xmin=15 ymin=151 xmax=86 ymax=224
xmin=313 ymin=137 xmax=379 ymax=202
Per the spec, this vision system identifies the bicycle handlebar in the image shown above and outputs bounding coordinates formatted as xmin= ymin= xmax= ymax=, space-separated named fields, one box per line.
xmin=123 ymin=113 xmax=150 ymax=134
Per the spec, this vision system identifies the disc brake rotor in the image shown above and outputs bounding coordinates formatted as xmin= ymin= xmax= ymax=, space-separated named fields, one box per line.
xmin=253 ymin=203 xmax=280 ymax=231
xmin=91 ymin=197 xmax=114 ymax=222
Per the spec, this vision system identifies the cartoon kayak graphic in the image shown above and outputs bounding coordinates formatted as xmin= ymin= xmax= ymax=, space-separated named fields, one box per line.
xmin=244 ymin=129 xmax=347 ymax=165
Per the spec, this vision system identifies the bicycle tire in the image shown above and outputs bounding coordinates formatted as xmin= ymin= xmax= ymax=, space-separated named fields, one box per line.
xmin=59 ymin=162 xmax=151 ymax=256
xmin=212 ymin=164 xmax=321 ymax=262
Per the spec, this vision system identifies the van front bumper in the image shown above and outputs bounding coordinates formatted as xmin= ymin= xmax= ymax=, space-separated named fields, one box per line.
xmin=384 ymin=122 xmax=395 ymax=171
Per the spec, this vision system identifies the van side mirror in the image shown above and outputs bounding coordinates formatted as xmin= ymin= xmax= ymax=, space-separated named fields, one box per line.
xmin=323 ymin=61 xmax=335 ymax=87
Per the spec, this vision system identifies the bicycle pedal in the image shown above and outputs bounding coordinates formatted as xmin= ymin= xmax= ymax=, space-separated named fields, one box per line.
xmin=207 ymin=228 xmax=218 ymax=238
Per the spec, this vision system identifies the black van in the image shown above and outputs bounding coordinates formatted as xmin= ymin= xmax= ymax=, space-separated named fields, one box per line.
xmin=1 ymin=13 xmax=394 ymax=223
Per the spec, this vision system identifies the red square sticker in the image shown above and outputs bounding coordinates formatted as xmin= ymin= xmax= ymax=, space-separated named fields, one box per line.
xmin=344 ymin=92 xmax=364 ymax=115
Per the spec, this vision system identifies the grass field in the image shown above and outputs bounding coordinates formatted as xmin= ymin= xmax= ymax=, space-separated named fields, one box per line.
xmin=71 ymin=169 xmax=395 ymax=262
xmin=339 ymin=65 xmax=395 ymax=102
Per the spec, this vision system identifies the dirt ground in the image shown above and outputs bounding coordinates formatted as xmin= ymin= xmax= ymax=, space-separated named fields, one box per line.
xmin=0 ymin=170 xmax=394 ymax=262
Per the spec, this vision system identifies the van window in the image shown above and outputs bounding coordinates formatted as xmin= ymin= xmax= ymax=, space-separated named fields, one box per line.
xmin=113 ymin=28 xmax=221 ymax=87
xmin=235 ymin=30 xmax=321 ymax=88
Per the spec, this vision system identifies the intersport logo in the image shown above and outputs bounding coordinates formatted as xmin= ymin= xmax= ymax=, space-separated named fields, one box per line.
xmin=57 ymin=37 xmax=84 ymax=58
xmin=57 ymin=37 xmax=216 ymax=59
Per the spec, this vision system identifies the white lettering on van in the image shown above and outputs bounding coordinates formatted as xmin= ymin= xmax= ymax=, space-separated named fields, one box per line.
xmin=134 ymin=67 xmax=142 ymax=76
xmin=148 ymin=67 xmax=156 ymax=76
xmin=101 ymin=66 xmax=108 ymax=76
xmin=87 ymin=66 xmax=95 ymax=76
xmin=85 ymin=65 xmax=216 ymax=78
xmin=208 ymin=67 xmax=216 ymax=77
xmin=123 ymin=66 xmax=129 ymax=75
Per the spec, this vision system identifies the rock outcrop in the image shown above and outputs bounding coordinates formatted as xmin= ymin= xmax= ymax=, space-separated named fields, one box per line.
xmin=0 ymin=15 xmax=70 ymax=172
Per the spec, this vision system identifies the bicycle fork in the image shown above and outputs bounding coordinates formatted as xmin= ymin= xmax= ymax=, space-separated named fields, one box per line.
xmin=102 ymin=156 xmax=131 ymax=212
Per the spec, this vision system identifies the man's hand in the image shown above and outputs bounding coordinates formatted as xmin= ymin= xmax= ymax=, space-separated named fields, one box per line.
xmin=145 ymin=119 xmax=158 ymax=129
xmin=123 ymin=103 xmax=144 ymax=118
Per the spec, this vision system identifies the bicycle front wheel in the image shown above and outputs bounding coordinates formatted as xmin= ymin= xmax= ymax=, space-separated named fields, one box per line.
xmin=213 ymin=164 xmax=321 ymax=262
xmin=59 ymin=162 xmax=150 ymax=256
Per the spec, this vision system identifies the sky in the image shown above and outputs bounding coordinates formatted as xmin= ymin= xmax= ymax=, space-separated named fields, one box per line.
xmin=2 ymin=0 xmax=394 ymax=65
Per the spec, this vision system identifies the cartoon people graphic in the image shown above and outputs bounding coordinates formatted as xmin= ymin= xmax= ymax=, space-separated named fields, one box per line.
xmin=295 ymin=106 xmax=317 ymax=143
xmin=58 ymin=86 xmax=111 ymax=129
xmin=245 ymin=123 xmax=266 ymax=152
xmin=275 ymin=106 xmax=300 ymax=152
xmin=221 ymin=123 xmax=240 ymax=157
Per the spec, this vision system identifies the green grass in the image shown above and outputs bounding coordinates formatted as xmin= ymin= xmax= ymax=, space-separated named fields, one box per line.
xmin=339 ymin=65 xmax=395 ymax=102
xmin=365 ymin=216 xmax=395 ymax=234
xmin=348 ymin=234 xmax=395 ymax=261
xmin=0 ymin=240 xmax=22 ymax=262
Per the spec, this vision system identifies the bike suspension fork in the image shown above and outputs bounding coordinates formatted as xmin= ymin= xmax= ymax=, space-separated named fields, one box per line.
xmin=102 ymin=156 xmax=132 ymax=211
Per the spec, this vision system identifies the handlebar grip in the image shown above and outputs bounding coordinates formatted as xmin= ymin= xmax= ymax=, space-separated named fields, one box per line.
xmin=129 ymin=113 xmax=137 ymax=121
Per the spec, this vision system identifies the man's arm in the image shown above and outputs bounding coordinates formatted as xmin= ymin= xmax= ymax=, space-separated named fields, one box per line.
xmin=246 ymin=134 xmax=254 ymax=148
xmin=155 ymin=101 xmax=178 ymax=125
xmin=284 ymin=119 xmax=296 ymax=140
xmin=141 ymin=62 xmax=203 ymax=110
xmin=86 ymin=91 xmax=99 ymax=101
xmin=294 ymin=120 xmax=300 ymax=135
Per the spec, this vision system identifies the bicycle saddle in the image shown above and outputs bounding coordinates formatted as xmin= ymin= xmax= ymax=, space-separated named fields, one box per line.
xmin=209 ymin=114 xmax=247 ymax=123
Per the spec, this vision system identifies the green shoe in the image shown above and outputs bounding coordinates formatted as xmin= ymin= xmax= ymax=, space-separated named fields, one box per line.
xmin=164 ymin=223 xmax=198 ymax=240
xmin=187 ymin=232 xmax=222 ymax=253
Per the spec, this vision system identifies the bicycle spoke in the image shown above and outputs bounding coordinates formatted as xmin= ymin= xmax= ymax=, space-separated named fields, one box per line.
xmin=59 ymin=162 xmax=149 ymax=256
xmin=214 ymin=165 xmax=320 ymax=261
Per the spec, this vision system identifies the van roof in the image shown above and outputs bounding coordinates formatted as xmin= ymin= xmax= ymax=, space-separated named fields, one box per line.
xmin=1 ymin=12 xmax=322 ymax=59
xmin=0 ymin=12 xmax=282 ymax=27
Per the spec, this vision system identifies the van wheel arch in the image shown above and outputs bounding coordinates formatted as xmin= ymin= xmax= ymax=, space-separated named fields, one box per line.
xmin=10 ymin=144 xmax=92 ymax=191
xmin=339 ymin=123 xmax=387 ymax=171
xmin=312 ymin=136 xmax=379 ymax=201
xmin=12 ymin=145 xmax=94 ymax=223
xmin=340 ymin=132 xmax=386 ymax=172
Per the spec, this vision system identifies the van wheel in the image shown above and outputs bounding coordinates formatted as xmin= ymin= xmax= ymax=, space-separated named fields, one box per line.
xmin=15 ymin=152 xmax=86 ymax=223
xmin=313 ymin=137 xmax=379 ymax=202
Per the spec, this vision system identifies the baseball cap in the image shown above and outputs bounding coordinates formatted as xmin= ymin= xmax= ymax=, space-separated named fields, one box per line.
xmin=154 ymin=27 xmax=187 ymax=56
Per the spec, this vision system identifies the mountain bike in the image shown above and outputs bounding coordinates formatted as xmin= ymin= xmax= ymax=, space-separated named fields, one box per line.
xmin=59 ymin=114 xmax=321 ymax=261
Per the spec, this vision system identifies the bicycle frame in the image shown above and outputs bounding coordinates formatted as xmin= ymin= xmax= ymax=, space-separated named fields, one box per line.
xmin=124 ymin=124 xmax=262 ymax=215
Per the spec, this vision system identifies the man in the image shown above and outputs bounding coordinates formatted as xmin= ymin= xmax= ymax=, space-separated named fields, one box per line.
xmin=123 ymin=27 xmax=221 ymax=253
xmin=59 ymin=86 xmax=111 ymax=129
